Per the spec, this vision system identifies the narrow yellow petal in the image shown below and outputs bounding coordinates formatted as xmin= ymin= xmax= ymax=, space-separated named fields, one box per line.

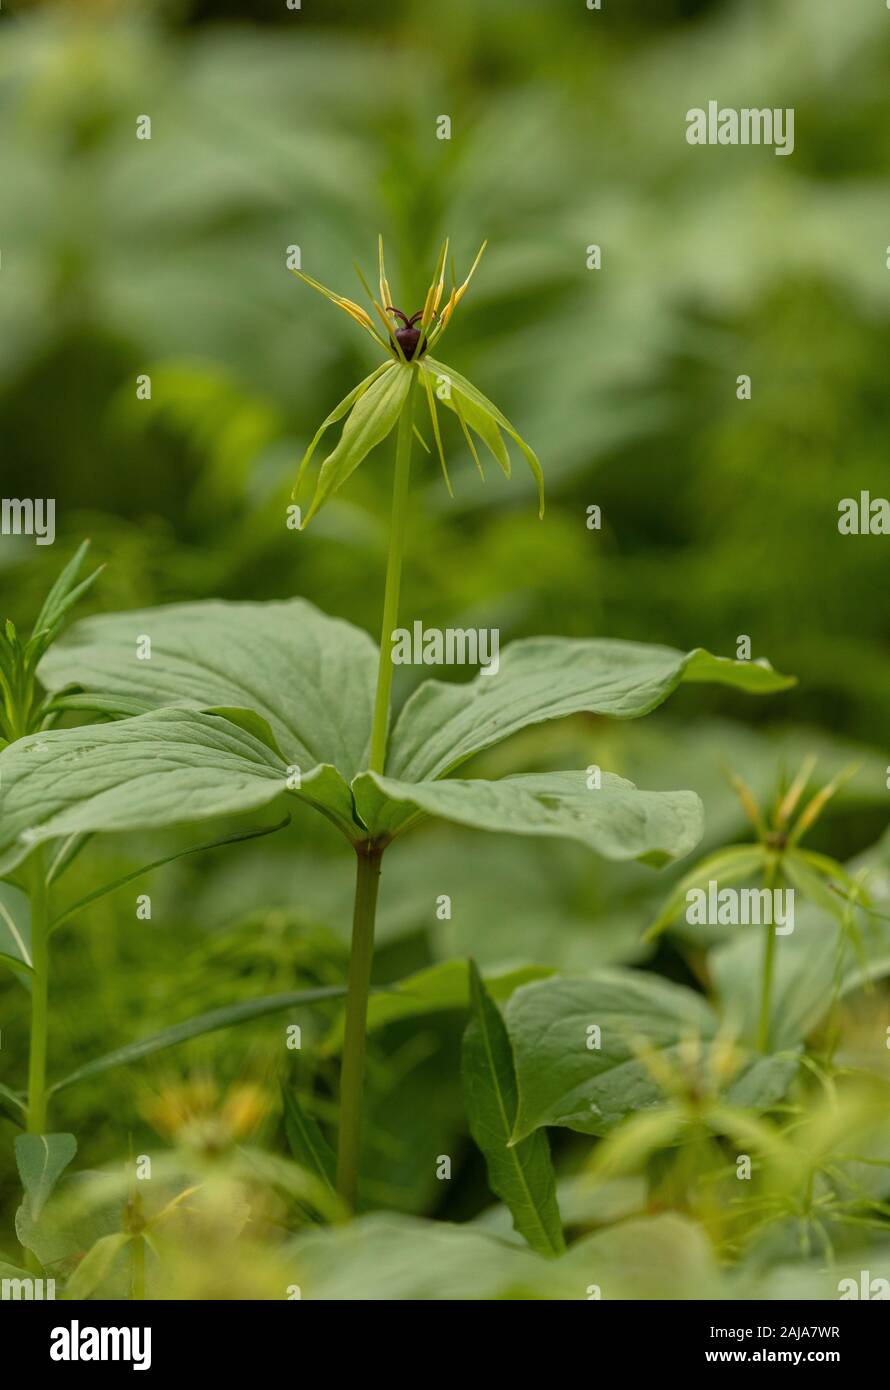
xmin=453 ymin=239 xmax=487 ymax=308
xmin=421 ymin=238 xmax=449 ymax=330
xmin=378 ymin=234 xmax=393 ymax=313
xmin=437 ymin=286 xmax=458 ymax=332
xmin=336 ymin=297 xmax=375 ymax=331
xmin=291 ymin=268 xmax=385 ymax=346
xmin=428 ymin=242 xmax=488 ymax=347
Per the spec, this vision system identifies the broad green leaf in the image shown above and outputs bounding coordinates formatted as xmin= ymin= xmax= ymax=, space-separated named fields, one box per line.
xmin=558 ymin=1213 xmax=723 ymax=1301
xmin=288 ymin=1210 xmax=721 ymax=1300
xmin=589 ymin=1063 xmax=798 ymax=1180
xmin=15 ymin=1170 xmax=139 ymax=1270
xmin=462 ymin=961 xmax=564 ymax=1257
xmin=207 ymin=706 xmax=287 ymax=760
xmin=15 ymin=1133 xmax=77 ymax=1221
xmin=0 ymin=880 xmax=32 ymax=972
xmin=386 ymin=637 xmax=794 ymax=785
xmin=422 ymin=358 xmax=543 ymax=512
xmin=50 ymin=984 xmax=347 ymax=1095
xmin=64 ymin=1232 xmax=132 ymax=1301
xmin=646 ymin=843 xmax=768 ymax=941
xmin=721 ymin=1053 xmax=801 ymax=1111
xmin=289 ymin=1213 xmax=545 ymax=1300
xmin=282 ymin=1084 xmax=336 ymax=1194
xmin=503 ymin=970 xmax=792 ymax=1141
xmin=473 ymin=1173 xmax=646 ymax=1242
xmin=0 ymin=710 xmax=358 ymax=877
xmin=302 ymin=362 xmax=413 ymax=525
xmin=0 ymin=1081 xmax=26 ymax=1127
xmin=49 ymin=815 xmax=291 ymax=933
xmin=323 ymin=960 xmax=554 ymax=1053
xmin=353 ymin=768 xmax=704 ymax=864
xmin=39 ymin=597 xmax=377 ymax=783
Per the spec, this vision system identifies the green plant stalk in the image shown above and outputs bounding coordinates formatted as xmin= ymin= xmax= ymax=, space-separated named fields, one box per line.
xmin=369 ymin=367 xmax=417 ymax=775
xmin=26 ymin=845 xmax=49 ymax=1135
xmin=756 ymin=856 xmax=781 ymax=1053
xmin=336 ymin=372 xmax=417 ymax=1206
xmin=22 ymin=845 xmax=49 ymax=1275
xmin=336 ymin=844 xmax=383 ymax=1208
xmin=131 ymin=1234 xmax=145 ymax=1300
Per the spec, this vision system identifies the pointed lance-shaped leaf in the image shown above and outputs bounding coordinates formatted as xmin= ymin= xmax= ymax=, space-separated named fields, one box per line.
xmin=421 ymin=367 xmax=453 ymax=496
xmin=423 ymin=357 xmax=543 ymax=515
xmin=462 ymin=960 xmax=565 ymax=1256
xmin=293 ymin=363 xmax=393 ymax=500
xmin=301 ymin=363 xmax=414 ymax=527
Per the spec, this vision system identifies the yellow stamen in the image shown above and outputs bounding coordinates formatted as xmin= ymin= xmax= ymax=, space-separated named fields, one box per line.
xmin=291 ymin=268 xmax=384 ymax=345
xmin=378 ymin=234 xmax=393 ymax=314
xmin=421 ymin=238 xmax=450 ymax=331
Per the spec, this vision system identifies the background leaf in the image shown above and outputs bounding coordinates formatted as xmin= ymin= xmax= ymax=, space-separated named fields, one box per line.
xmin=15 ymin=1133 xmax=77 ymax=1221
xmin=324 ymin=960 xmax=553 ymax=1053
xmin=50 ymin=984 xmax=347 ymax=1095
xmin=461 ymin=961 xmax=564 ymax=1256
xmin=281 ymin=1084 xmax=336 ymax=1195
xmin=0 ymin=880 xmax=32 ymax=972
xmin=64 ymin=1231 xmax=132 ymax=1301
xmin=503 ymin=970 xmax=789 ymax=1141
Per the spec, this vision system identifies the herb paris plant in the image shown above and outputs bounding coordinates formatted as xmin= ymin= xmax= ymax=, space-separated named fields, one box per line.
xmin=0 ymin=243 xmax=793 ymax=1233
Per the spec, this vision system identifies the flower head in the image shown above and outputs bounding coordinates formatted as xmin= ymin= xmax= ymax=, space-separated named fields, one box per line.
xmin=142 ymin=1073 xmax=268 ymax=1156
xmin=290 ymin=237 xmax=544 ymax=526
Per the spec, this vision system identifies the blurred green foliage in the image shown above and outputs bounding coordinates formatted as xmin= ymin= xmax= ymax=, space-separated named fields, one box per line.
xmin=2 ymin=0 xmax=890 ymax=1296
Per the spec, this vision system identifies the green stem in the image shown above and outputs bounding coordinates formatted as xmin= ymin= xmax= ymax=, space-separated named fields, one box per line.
xmin=337 ymin=370 xmax=415 ymax=1207
xmin=131 ymin=1234 xmax=145 ymax=1300
xmin=22 ymin=845 xmax=49 ymax=1276
xmin=26 ymin=845 xmax=49 ymax=1135
xmin=756 ymin=855 xmax=780 ymax=1053
xmin=369 ymin=369 xmax=417 ymax=775
xmin=336 ymin=844 xmax=383 ymax=1209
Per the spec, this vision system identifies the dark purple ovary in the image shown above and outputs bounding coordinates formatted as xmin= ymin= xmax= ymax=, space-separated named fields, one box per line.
xmin=388 ymin=308 xmax=427 ymax=360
